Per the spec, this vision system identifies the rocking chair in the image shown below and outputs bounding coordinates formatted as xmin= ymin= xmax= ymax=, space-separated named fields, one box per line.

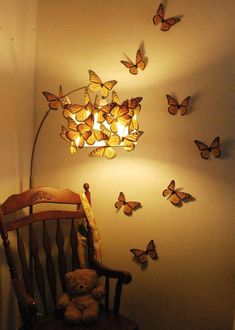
xmin=0 ymin=183 xmax=138 ymax=330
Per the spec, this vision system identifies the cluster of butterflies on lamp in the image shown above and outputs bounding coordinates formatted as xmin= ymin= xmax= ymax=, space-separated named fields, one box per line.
xmin=43 ymin=3 xmax=222 ymax=265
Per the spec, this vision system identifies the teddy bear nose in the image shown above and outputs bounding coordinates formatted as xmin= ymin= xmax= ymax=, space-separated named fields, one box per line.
xmin=79 ymin=284 xmax=84 ymax=289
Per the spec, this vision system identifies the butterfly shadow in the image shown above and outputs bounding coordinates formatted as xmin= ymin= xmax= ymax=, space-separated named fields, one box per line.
xmin=184 ymin=195 xmax=196 ymax=204
xmin=159 ymin=0 xmax=184 ymax=20
xmin=131 ymin=256 xmax=149 ymax=271
xmin=131 ymin=256 xmax=159 ymax=271
xmin=187 ymin=91 xmax=201 ymax=115
xmin=220 ymin=137 xmax=234 ymax=159
xmin=138 ymin=41 xmax=149 ymax=68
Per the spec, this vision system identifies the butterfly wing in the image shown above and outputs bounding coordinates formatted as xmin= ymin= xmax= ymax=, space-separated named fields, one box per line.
xmin=161 ymin=17 xmax=181 ymax=31
xmin=102 ymin=80 xmax=117 ymax=98
xmin=153 ymin=3 xmax=164 ymax=25
xmin=162 ymin=180 xmax=175 ymax=197
xmin=124 ymin=201 xmax=141 ymax=215
xmin=130 ymin=249 xmax=147 ymax=264
xmin=88 ymin=70 xmax=102 ymax=92
xmin=176 ymin=191 xmax=191 ymax=201
xmin=112 ymin=91 xmax=121 ymax=105
xmin=88 ymin=146 xmax=116 ymax=159
xmin=121 ymin=60 xmax=138 ymax=75
xmin=194 ymin=140 xmax=210 ymax=159
xmin=170 ymin=193 xmax=181 ymax=206
xmin=43 ymin=92 xmax=61 ymax=110
xmin=179 ymin=96 xmax=191 ymax=115
xmin=115 ymin=192 xmax=126 ymax=210
xmin=146 ymin=240 xmax=158 ymax=260
xmin=136 ymin=49 xmax=146 ymax=71
xmin=210 ymin=136 xmax=221 ymax=158
xmin=166 ymin=95 xmax=179 ymax=115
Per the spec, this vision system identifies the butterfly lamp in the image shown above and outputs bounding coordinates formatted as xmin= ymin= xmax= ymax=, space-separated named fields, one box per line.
xmin=30 ymin=70 xmax=144 ymax=187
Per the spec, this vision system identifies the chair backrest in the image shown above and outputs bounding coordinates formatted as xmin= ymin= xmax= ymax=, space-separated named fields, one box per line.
xmin=0 ymin=183 xmax=94 ymax=316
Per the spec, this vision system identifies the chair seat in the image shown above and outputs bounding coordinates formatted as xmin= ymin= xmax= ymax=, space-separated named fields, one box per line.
xmin=36 ymin=310 xmax=138 ymax=330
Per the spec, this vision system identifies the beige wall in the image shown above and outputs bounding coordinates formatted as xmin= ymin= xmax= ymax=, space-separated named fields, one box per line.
xmin=0 ymin=1 xmax=37 ymax=329
xmin=34 ymin=1 xmax=235 ymax=329
xmin=35 ymin=0 xmax=235 ymax=329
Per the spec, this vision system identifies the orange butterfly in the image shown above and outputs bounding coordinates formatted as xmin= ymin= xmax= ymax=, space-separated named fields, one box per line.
xmin=153 ymin=3 xmax=181 ymax=31
xmin=88 ymin=70 xmax=117 ymax=98
xmin=63 ymin=88 xmax=92 ymax=122
xmin=43 ymin=86 xmax=69 ymax=110
xmin=115 ymin=192 xmax=141 ymax=215
xmin=122 ymin=131 xmax=144 ymax=151
xmin=194 ymin=137 xmax=221 ymax=159
xmin=163 ymin=180 xmax=191 ymax=206
xmin=166 ymin=95 xmax=191 ymax=115
xmin=130 ymin=240 xmax=158 ymax=264
xmin=121 ymin=49 xmax=146 ymax=75
xmin=88 ymin=146 xmax=116 ymax=159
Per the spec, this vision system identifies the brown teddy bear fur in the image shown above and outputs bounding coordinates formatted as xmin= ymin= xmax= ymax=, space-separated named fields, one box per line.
xmin=58 ymin=268 xmax=105 ymax=325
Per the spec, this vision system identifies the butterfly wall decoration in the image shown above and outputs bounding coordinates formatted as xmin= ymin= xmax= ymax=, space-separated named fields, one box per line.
xmin=88 ymin=70 xmax=117 ymax=98
xmin=115 ymin=192 xmax=141 ymax=215
xmin=166 ymin=95 xmax=191 ymax=115
xmin=153 ymin=3 xmax=181 ymax=31
xmin=121 ymin=48 xmax=146 ymax=75
xmin=163 ymin=180 xmax=191 ymax=206
xmin=130 ymin=240 xmax=158 ymax=264
xmin=43 ymin=86 xmax=70 ymax=110
xmin=194 ymin=137 xmax=221 ymax=159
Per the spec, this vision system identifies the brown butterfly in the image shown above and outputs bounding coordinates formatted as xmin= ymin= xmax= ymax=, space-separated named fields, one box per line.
xmin=153 ymin=3 xmax=181 ymax=31
xmin=166 ymin=95 xmax=191 ymax=115
xmin=194 ymin=137 xmax=221 ymax=159
xmin=43 ymin=86 xmax=69 ymax=110
xmin=163 ymin=180 xmax=191 ymax=206
xmin=115 ymin=192 xmax=141 ymax=215
xmin=121 ymin=49 xmax=146 ymax=75
xmin=130 ymin=240 xmax=158 ymax=264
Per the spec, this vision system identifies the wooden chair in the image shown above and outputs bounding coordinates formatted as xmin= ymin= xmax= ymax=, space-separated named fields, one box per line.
xmin=0 ymin=184 xmax=138 ymax=330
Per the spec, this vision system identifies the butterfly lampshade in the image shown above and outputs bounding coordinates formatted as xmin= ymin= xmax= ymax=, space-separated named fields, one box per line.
xmin=43 ymin=70 xmax=144 ymax=159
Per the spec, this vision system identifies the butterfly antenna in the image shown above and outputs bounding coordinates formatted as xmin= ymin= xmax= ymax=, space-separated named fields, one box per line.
xmin=123 ymin=52 xmax=133 ymax=63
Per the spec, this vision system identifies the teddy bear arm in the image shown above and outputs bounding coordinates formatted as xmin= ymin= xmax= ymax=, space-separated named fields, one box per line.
xmin=58 ymin=292 xmax=71 ymax=309
xmin=91 ymin=286 xmax=105 ymax=300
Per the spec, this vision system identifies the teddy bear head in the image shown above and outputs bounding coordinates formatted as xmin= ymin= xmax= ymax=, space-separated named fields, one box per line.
xmin=65 ymin=268 xmax=98 ymax=296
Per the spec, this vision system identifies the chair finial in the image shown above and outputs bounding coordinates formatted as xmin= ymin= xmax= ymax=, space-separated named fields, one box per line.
xmin=83 ymin=183 xmax=89 ymax=192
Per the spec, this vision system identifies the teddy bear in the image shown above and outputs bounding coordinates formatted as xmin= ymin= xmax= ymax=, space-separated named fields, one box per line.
xmin=58 ymin=268 xmax=105 ymax=325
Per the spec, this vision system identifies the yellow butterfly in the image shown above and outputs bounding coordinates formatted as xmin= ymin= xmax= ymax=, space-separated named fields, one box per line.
xmin=122 ymin=131 xmax=144 ymax=151
xmin=77 ymin=114 xmax=108 ymax=146
xmin=88 ymin=70 xmax=117 ymax=98
xmin=89 ymin=146 xmax=116 ymax=159
xmin=121 ymin=49 xmax=146 ymax=75
xmin=63 ymin=88 xmax=93 ymax=122
xmin=112 ymin=91 xmax=121 ymax=105
xmin=100 ymin=124 xmax=121 ymax=147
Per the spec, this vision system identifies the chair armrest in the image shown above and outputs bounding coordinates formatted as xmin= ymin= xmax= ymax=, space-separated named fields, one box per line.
xmin=90 ymin=257 xmax=132 ymax=284
xmin=12 ymin=278 xmax=37 ymax=314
